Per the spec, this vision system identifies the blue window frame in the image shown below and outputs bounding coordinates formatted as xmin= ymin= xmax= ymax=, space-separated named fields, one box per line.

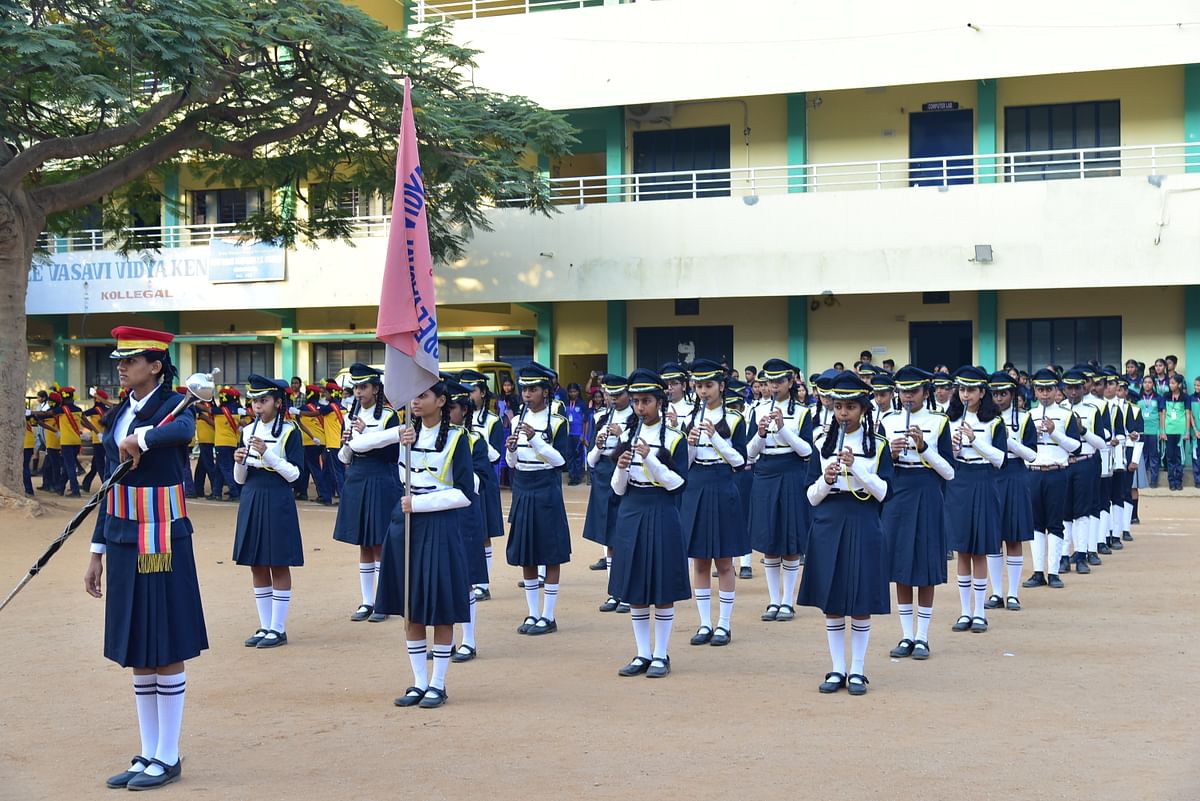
xmin=1004 ymin=100 xmax=1120 ymax=181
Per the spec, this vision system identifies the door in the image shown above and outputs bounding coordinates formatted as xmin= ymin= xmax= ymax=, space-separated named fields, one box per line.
xmin=632 ymin=126 xmax=731 ymax=200
xmin=635 ymin=326 xmax=734 ymax=372
xmin=909 ymin=109 xmax=974 ymax=187
xmin=909 ymin=321 xmax=972 ymax=371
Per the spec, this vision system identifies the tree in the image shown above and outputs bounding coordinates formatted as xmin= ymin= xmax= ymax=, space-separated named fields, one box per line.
xmin=0 ymin=0 xmax=575 ymax=498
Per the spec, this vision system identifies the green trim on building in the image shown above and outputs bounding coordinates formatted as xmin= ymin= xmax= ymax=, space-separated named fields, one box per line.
xmin=606 ymin=300 xmax=627 ymax=375
xmin=786 ymin=93 xmax=808 ymax=193
xmin=276 ymin=309 xmax=298 ymax=381
xmin=1185 ymin=65 xmax=1200 ymax=172
xmin=606 ymin=106 xmax=624 ymax=203
xmin=787 ymin=296 xmax=808 ymax=371
xmin=51 ymin=316 xmax=68 ymax=383
xmin=1186 ymin=286 xmax=1200 ymax=379
xmin=162 ymin=167 xmax=181 ymax=247
xmin=976 ymin=79 xmax=998 ymax=183
xmin=517 ymin=302 xmax=554 ymax=367
xmin=977 ymin=290 xmax=998 ymax=369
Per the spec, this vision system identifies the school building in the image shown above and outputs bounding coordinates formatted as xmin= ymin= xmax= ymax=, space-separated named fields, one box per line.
xmin=25 ymin=0 xmax=1200 ymax=395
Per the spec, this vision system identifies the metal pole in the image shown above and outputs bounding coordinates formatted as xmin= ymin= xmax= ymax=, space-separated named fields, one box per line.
xmin=404 ymin=402 xmax=414 ymax=619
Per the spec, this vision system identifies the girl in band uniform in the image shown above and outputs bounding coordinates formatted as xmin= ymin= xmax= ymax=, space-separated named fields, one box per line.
xmin=725 ymin=379 xmax=756 ymax=579
xmin=446 ymin=381 xmax=490 ymax=662
xmin=986 ymin=372 xmax=1037 ymax=612
xmin=800 ymin=372 xmax=893 ymax=696
xmin=610 ymin=369 xmax=690 ymax=678
xmin=233 ymin=375 xmax=305 ymax=649
xmin=679 ymin=359 xmax=747 ymax=647
xmin=213 ymin=386 xmax=244 ymax=501
xmin=332 ymin=364 xmax=401 ymax=622
xmin=460 ymin=369 xmax=506 ymax=601
xmin=80 ymin=389 xmax=111 ymax=493
xmin=586 ymin=375 xmax=635 ymax=612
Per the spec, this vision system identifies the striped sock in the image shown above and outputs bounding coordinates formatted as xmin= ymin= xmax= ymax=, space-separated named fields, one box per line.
xmin=407 ymin=639 xmax=429 ymax=690
xmin=652 ymin=607 xmax=674 ymax=659
xmin=916 ymin=606 xmax=932 ymax=642
xmin=429 ymin=644 xmax=452 ymax=690
xmin=694 ymin=588 xmax=712 ymax=629
xmin=897 ymin=603 xmax=914 ymax=641
xmin=717 ymin=591 xmax=735 ymax=629
xmin=957 ymin=574 xmax=972 ymax=617
xmin=254 ymin=586 xmax=272 ymax=629
xmin=540 ymin=583 xmax=559 ymax=621
xmin=359 ymin=563 xmax=375 ymax=606
xmin=631 ymin=607 xmax=651 ymax=658
xmin=523 ymin=578 xmax=540 ymax=617
xmin=151 ymin=672 xmax=186 ymax=772
xmin=972 ymin=578 xmax=988 ymax=618
xmin=825 ymin=618 xmax=847 ymax=675
xmin=986 ymin=554 xmax=1004 ymax=596
xmin=270 ymin=588 xmax=291 ymax=633
xmin=133 ymin=674 xmax=158 ymax=766
xmin=483 ymin=545 xmax=493 ymax=584
xmin=781 ymin=558 xmax=801 ymax=605
xmin=850 ymin=619 xmax=871 ymax=677
xmin=764 ymin=558 xmax=782 ymax=606
xmin=462 ymin=592 xmax=477 ymax=649
xmin=1006 ymin=556 xmax=1024 ymax=599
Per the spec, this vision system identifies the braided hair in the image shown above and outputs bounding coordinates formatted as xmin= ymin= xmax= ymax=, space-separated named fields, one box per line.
xmin=947 ymin=387 xmax=999 ymax=423
xmin=688 ymin=377 xmax=732 ymax=439
xmin=474 ymin=381 xmax=493 ymax=428
xmin=820 ymin=399 xmax=878 ymax=460
xmin=612 ymin=392 xmax=676 ymax=470
xmin=413 ymin=381 xmax=454 ymax=452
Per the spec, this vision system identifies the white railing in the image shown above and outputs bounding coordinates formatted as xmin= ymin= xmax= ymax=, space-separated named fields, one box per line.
xmin=501 ymin=141 xmax=1200 ymax=206
xmin=38 ymin=216 xmax=392 ymax=253
xmin=412 ymin=0 xmax=618 ymax=23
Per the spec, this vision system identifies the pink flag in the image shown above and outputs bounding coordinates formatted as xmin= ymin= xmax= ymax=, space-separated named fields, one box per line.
xmin=378 ymin=78 xmax=440 ymax=408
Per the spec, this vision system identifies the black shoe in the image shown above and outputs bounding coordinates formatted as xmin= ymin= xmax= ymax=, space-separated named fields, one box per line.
xmin=350 ymin=604 xmax=373 ymax=621
xmin=1097 ymin=542 xmax=1112 ymax=555
xmin=819 ymin=671 xmax=846 ymax=694
xmin=598 ymin=597 xmax=619 ymax=613
xmin=1006 ymin=596 xmax=1021 ymax=611
xmin=952 ymin=615 xmax=972 ymax=632
xmin=1047 ymin=573 xmax=1065 ymax=588
xmin=761 ymin=604 xmax=780 ymax=621
xmin=889 ymin=638 xmax=915 ymax=658
xmin=618 ymin=656 xmax=651 ymax=677
xmin=256 ymin=630 xmax=287 ymax=648
xmin=1129 ymin=517 xmax=1139 ymax=526
xmin=526 ymin=617 xmax=557 ymax=636
xmin=472 ymin=586 xmax=492 ymax=602
xmin=105 ymin=756 xmax=151 ymax=789
xmin=394 ymin=686 xmax=425 ymax=707
xmin=450 ymin=644 xmax=477 ymax=663
xmin=710 ymin=626 xmax=731 ymax=647
xmin=517 ymin=615 xmax=538 ymax=635
xmin=911 ymin=640 xmax=931 ymax=660
xmin=1086 ymin=552 xmax=1102 ymax=566
xmin=970 ymin=616 xmax=988 ymax=633
xmin=1022 ymin=571 xmax=1047 ymax=588
xmin=846 ymin=674 xmax=869 ymax=696
xmin=126 ymin=758 xmax=181 ymax=791
xmin=615 ymin=602 xmax=630 ymax=614
xmin=1123 ymin=531 xmax=1134 ymax=541
xmin=690 ymin=626 xmax=714 ymax=646
xmin=1059 ymin=556 xmax=1071 ymax=574
xmin=368 ymin=611 xmax=389 ymax=622
xmin=418 ymin=686 xmax=448 ymax=709
xmin=984 ymin=594 xmax=1003 ymax=610
xmin=775 ymin=604 xmax=796 ymax=621
xmin=244 ymin=628 xmax=269 ymax=647
xmin=589 ymin=558 xmax=608 ymax=571
xmin=1074 ymin=557 xmax=1091 ymax=574
xmin=1108 ymin=536 xmax=1123 ymax=551
xmin=645 ymin=656 xmax=671 ymax=678
xmin=738 ymin=566 xmax=753 ymax=579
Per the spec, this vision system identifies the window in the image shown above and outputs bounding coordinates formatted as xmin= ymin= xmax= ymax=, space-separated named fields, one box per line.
xmin=674 ymin=299 xmax=700 ymax=316
xmin=191 ymin=189 xmax=265 ymax=225
xmin=1005 ymin=316 xmax=1121 ymax=373
xmin=632 ymin=126 xmax=731 ymax=201
xmin=83 ymin=347 xmax=121 ymax=398
xmin=194 ymin=344 xmax=274 ymax=385
xmin=439 ymin=338 xmax=474 ymax=362
xmin=312 ymin=342 xmax=385 ymax=382
xmin=496 ymin=336 xmax=535 ymax=373
xmin=1004 ymin=100 xmax=1120 ymax=181
xmin=310 ymin=184 xmax=372 ymax=217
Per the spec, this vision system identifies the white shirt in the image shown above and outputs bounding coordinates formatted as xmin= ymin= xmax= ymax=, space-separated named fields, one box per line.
xmin=878 ymin=406 xmax=955 ymax=479
xmin=947 ymin=411 xmax=1005 ymax=467
xmin=808 ymin=427 xmax=889 ymax=503
xmin=686 ymin=404 xmax=745 ymax=467
xmin=1031 ymin=402 xmax=1081 ymax=467
xmin=747 ymin=397 xmax=813 ymax=459
xmin=113 ymin=384 xmax=164 ymax=452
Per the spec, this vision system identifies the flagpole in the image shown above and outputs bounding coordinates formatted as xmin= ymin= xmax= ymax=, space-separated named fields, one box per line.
xmin=404 ymin=402 xmax=414 ymax=621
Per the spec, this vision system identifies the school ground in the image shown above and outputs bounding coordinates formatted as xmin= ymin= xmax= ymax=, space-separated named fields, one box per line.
xmin=0 ymin=487 xmax=1196 ymax=801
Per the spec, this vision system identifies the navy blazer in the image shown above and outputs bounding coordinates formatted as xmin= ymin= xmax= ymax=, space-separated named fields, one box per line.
xmin=92 ymin=385 xmax=196 ymax=546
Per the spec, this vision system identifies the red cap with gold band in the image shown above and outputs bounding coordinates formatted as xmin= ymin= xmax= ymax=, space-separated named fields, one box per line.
xmin=110 ymin=326 xmax=175 ymax=360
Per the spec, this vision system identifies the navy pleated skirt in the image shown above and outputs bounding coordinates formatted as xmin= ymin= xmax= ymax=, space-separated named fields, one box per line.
xmin=997 ymin=461 xmax=1034 ymax=543
xmin=375 ymin=502 xmax=471 ymax=625
xmin=749 ymin=454 xmax=811 ymax=555
xmin=583 ymin=459 xmax=620 ymax=546
xmin=882 ymin=467 xmax=947 ymax=587
xmin=104 ymin=533 xmax=209 ymax=669
xmin=233 ymin=471 xmax=304 ymax=566
xmin=462 ymin=496 xmax=489 ymax=585
xmin=944 ymin=462 xmax=1003 ymax=555
xmin=506 ymin=468 xmax=572 ymax=566
xmin=797 ymin=495 xmax=890 ymax=617
xmin=680 ymin=464 xmax=748 ymax=558
xmin=332 ymin=458 xmax=401 ymax=547
xmin=608 ymin=487 xmax=692 ymax=607
xmin=479 ymin=467 xmax=505 ymax=539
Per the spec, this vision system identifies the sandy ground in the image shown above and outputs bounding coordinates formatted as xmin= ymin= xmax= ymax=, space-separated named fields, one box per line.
xmin=0 ymin=484 xmax=1197 ymax=801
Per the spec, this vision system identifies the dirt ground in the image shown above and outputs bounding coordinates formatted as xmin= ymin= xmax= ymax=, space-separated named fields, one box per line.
xmin=0 ymin=484 xmax=1197 ymax=801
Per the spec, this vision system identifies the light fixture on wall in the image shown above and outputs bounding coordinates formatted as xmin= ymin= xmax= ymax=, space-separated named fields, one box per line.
xmin=970 ymin=244 xmax=994 ymax=263
xmin=809 ymin=96 xmax=824 ymax=109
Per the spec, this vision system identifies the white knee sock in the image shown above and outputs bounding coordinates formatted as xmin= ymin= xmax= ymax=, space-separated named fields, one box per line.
xmin=407 ymin=639 xmax=429 ymax=690
xmin=781 ymin=558 xmax=801 ymax=606
xmin=523 ymin=578 xmax=540 ymax=617
xmin=652 ymin=607 xmax=674 ymax=659
xmin=1073 ymin=519 xmax=1088 ymax=554
xmin=270 ymin=588 xmax=291 ymax=633
xmin=897 ymin=603 xmax=914 ymax=641
xmin=132 ymin=674 xmax=158 ymax=765
xmin=957 ymin=574 xmax=972 ymax=616
xmin=1049 ymin=534 xmax=1064 ymax=575
xmin=1063 ymin=521 xmax=1074 ymax=556
xmin=605 ymin=555 xmax=613 ymax=570
xmin=254 ymin=586 xmax=272 ymax=628
xmin=718 ymin=591 xmax=735 ymax=629
xmin=1006 ymin=556 xmax=1023 ymax=599
xmin=483 ymin=545 xmax=493 ymax=587
xmin=764 ymin=558 xmax=782 ymax=606
xmin=149 ymin=672 xmax=186 ymax=773
xmin=825 ymin=618 xmax=846 ymax=675
xmin=850 ymin=619 xmax=871 ymax=677
xmin=537 ymin=565 xmax=546 ymax=581
xmin=462 ymin=592 xmax=477 ymax=649
xmin=359 ymin=562 xmax=375 ymax=606
xmin=694 ymin=588 xmax=712 ymax=629
xmin=740 ymin=553 xmax=752 ymax=568
xmin=541 ymin=583 xmax=559 ymax=621
xmin=1096 ymin=511 xmax=1107 ymax=549
xmin=986 ymin=554 xmax=1004 ymax=595
xmin=1089 ymin=515 xmax=1101 ymax=552
xmin=916 ymin=605 xmax=932 ymax=642
xmin=429 ymin=643 xmax=452 ymax=690
xmin=972 ymin=578 xmax=988 ymax=618
xmin=631 ymin=607 xmax=651 ymax=659
xmin=1123 ymin=502 xmax=1133 ymax=532
xmin=1032 ymin=531 xmax=1046 ymax=572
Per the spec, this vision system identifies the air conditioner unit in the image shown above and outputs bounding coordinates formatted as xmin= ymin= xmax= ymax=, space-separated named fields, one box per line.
xmin=626 ymin=103 xmax=674 ymax=124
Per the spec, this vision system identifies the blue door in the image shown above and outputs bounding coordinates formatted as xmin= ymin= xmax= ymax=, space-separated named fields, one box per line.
xmin=909 ymin=109 xmax=974 ymax=187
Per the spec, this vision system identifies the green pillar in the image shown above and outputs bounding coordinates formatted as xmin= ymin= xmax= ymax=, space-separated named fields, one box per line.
xmin=978 ymin=290 xmax=998 ymax=369
xmin=162 ymin=167 xmax=181 ymax=248
xmin=606 ymin=300 xmax=627 ymax=375
xmin=1185 ymin=65 xmax=1200 ymax=172
xmin=51 ymin=316 xmax=68 ymax=383
xmin=1186 ymin=286 xmax=1200 ymax=379
xmin=606 ymin=106 xmax=624 ymax=203
xmin=519 ymin=303 xmax=554 ymax=367
xmin=977 ymin=79 xmax=998 ymax=183
xmin=278 ymin=309 xmax=298 ymax=381
xmin=787 ymin=296 xmax=808 ymax=372
xmin=786 ymin=93 xmax=808 ymax=193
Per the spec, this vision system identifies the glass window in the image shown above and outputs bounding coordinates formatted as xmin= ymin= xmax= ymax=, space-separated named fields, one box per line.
xmin=194 ymin=344 xmax=273 ymax=385
xmin=190 ymin=189 xmax=265 ymax=225
xmin=439 ymin=339 xmax=474 ymax=363
xmin=312 ymin=342 xmax=385 ymax=382
xmin=1004 ymin=100 xmax=1120 ymax=181
xmin=1006 ymin=316 xmax=1122 ymax=374
xmin=83 ymin=347 xmax=121 ymax=398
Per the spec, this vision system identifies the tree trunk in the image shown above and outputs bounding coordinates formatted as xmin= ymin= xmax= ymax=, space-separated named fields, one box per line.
xmin=0 ymin=185 xmax=43 ymax=509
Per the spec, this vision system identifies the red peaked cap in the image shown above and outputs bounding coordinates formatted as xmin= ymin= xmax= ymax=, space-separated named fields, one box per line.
xmin=110 ymin=326 xmax=175 ymax=359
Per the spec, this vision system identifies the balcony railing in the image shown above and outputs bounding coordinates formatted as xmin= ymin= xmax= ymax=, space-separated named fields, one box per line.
xmin=501 ymin=141 xmax=1200 ymax=206
xmin=412 ymin=0 xmax=621 ymax=23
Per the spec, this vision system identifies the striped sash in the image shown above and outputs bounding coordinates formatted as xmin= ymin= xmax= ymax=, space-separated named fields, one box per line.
xmin=105 ymin=484 xmax=187 ymax=573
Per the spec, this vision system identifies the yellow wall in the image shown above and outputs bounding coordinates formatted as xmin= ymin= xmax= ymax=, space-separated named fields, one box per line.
xmin=625 ymin=94 xmax=788 ymax=175
xmin=625 ymin=297 xmax=789 ymax=376
xmin=346 ymin=0 xmax=407 ymax=28
xmin=553 ymin=300 xmax=606 ymax=356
